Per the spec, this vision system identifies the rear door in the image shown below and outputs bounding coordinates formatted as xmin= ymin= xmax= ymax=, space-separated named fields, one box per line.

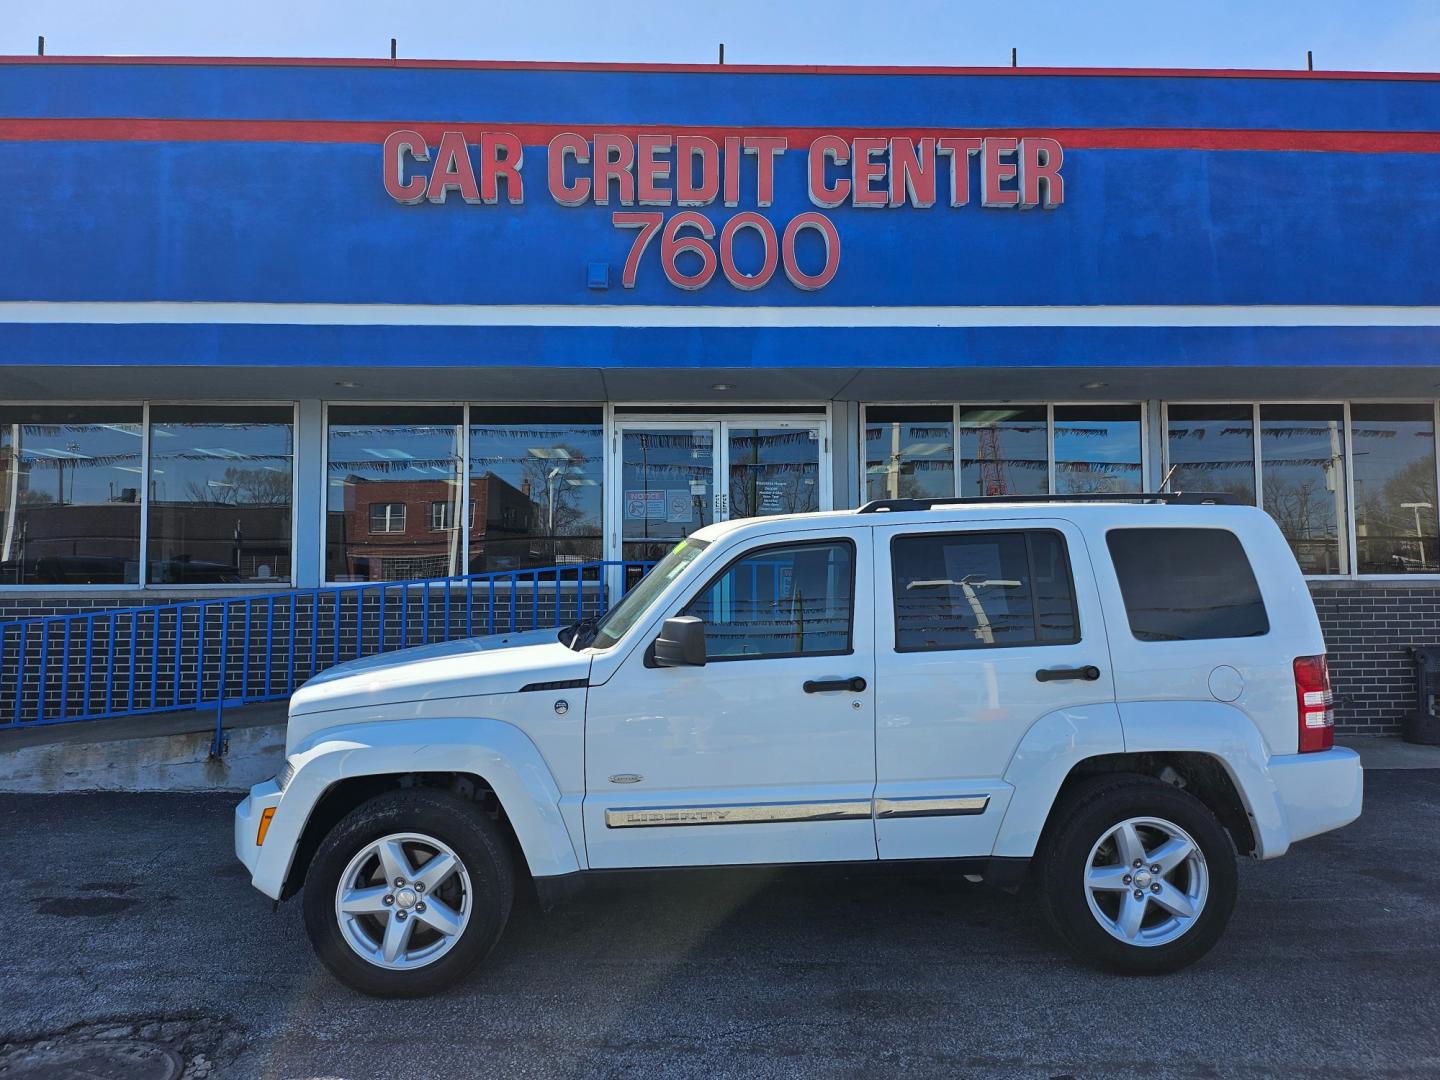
xmin=871 ymin=517 xmax=1117 ymax=860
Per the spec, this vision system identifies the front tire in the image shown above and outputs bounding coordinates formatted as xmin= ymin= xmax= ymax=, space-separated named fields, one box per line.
xmin=302 ymin=788 xmax=515 ymax=997
xmin=1036 ymin=775 xmax=1237 ymax=974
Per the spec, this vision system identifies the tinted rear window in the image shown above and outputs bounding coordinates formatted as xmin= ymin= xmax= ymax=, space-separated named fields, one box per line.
xmin=1106 ymin=528 xmax=1269 ymax=641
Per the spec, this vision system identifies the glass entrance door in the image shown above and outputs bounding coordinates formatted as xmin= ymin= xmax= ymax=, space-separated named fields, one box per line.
xmin=617 ymin=424 xmax=719 ymax=564
xmin=612 ymin=417 xmax=830 ymax=564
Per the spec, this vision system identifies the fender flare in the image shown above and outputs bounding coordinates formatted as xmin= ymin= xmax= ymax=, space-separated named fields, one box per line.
xmin=1118 ymin=700 xmax=1291 ymax=858
xmin=991 ymin=702 xmax=1125 ymax=859
xmin=251 ymin=716 xmax=581 ymax=899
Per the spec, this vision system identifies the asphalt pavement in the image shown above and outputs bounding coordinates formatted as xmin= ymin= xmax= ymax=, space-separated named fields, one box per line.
xmin=2 ymin=770 xmax=1438 ymax=1079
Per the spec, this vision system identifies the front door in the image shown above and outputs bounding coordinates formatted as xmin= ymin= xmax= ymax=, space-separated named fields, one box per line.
xmin=870 ymin=518 xmax=1118 ymax=860
xmin=584 ymin=528 xmax=876 ymax=868
xmin=610 ymin=417 xmax=830 ymax=565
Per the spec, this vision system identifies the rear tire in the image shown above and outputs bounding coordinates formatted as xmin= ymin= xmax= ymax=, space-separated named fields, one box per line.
xmin=1036 ymin=775 xmax=1237 ymax=974
xmin=302 ymin=788 xmax=515 ymax=997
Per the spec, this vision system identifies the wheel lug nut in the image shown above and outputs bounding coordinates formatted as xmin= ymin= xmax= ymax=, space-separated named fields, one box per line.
xmin=1133 ymin=889 xmax=1144 ymax=900
xmin=396 ymin=910 xmax=407 ymax=922
xmin=1122 ymin=874 xmax=1132 ymax=885
xmin=415 ymin=882 xmax=426 ymax=893
xmin=416 ymin=901 xmax=427 ymax=913
xmin=382 ymin=894 xmax=394 ymax=906
xmin=1150 ymin=865 xmax=1161 ymax=874
xmin=1151 ymin=883 xmax=1161 ymax=893
xmin=1133 ymin=860 xmax=1143 ymax=869
xmin=394 ymin=877 xmax=406 ymax=888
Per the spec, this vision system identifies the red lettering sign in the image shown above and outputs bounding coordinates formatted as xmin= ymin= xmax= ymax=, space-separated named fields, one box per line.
xmin=383 ymin=128 xmax=1066 ymax=291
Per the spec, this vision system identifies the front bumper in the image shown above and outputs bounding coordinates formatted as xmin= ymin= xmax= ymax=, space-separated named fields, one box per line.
xmin=234 ymin=778 xmax=285 ymax=896
xmin=1266 ymin=746 xmax=1364 ymax=850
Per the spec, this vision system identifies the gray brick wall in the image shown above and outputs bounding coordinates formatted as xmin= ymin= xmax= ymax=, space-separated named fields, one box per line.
xmin=1309 ymin=581 xmax=1438 ymax=736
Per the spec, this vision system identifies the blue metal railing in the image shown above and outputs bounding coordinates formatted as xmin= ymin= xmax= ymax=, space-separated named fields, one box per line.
xmin=0 ymin=559 xmax=655 ymax=753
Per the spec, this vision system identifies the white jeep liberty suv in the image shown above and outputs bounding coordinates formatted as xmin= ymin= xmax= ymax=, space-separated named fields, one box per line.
xmin=236 ymin=493 xmax=1363 ymax=997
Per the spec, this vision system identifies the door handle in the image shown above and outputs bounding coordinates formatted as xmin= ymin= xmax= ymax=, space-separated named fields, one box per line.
xmin=1035 ymin=665 xmax=1101 ymax=683
xmin=803 ymin=676 xmax=868 ymax=694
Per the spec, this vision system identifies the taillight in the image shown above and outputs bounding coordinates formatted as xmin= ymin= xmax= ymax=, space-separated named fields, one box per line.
xmin=1294 ymin=654 xmax=1334 ymax=753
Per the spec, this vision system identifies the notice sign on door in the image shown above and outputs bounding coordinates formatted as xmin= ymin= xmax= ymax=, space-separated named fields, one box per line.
xmin=757 ymin=480 xmax=788 ymax=514
xmin=625 ymin=490 xmax=668 ymax=519
xmin=666 ymin=490 xmax=692 ymax=523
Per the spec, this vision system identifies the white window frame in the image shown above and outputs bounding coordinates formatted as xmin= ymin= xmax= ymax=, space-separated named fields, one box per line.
xmin=369 ymin=502 xmax=408 ymax=534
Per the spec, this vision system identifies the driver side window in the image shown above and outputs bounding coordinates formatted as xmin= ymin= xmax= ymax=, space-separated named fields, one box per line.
xmin=682 ymin=539 xmax=855 ymax=661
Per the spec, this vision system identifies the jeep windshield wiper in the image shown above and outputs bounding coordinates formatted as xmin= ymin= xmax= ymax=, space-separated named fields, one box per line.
xmin=559 ymin=616 xmax=600 ymax=651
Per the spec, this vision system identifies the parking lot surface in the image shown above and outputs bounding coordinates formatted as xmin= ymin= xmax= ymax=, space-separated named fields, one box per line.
xmin=2 ymin=770 xmax=1438 ymax=1079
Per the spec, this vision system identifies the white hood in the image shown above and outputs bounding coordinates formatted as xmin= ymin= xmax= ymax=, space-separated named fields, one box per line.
xmin=287 ymin=627 xmax=590 ymax=720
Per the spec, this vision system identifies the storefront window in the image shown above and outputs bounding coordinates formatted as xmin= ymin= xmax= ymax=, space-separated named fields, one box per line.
xmin=864 ymin=407 xmax=954 ymax=501
xmin=147 ymin=406 xmax=294 ymax=585
xmin=1260 ymin=404 xmax=1348 ymax=575
xmin=326 ymin=406 xmax=463 ymax=582
xmin=1053 ymin=405 xmax=1143 ymax=494
xmin=467 ymin=408 xmax=604 ymax=572
xmin=0 ymin=406 xmax=143 ymax=585
xmin=958 ymin=407 xmax=1049 ymax=497
xmin=1351 ymin=404 xmax=1438 ymax=574
xmin=1165 ymin=405 xmax=1257 ymax=504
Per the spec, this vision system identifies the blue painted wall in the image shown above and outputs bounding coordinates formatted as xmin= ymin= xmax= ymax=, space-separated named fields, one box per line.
xmin=2 ymin=62 xmax=1439 ymax=367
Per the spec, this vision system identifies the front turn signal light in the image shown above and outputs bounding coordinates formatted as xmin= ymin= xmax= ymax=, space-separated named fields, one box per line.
xmin=256 ymin=806 xmax=277 ymax=847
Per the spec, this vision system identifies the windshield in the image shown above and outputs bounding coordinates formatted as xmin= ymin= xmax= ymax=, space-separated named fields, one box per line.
xmin=591 ymin=538 xmax=711 ymax=650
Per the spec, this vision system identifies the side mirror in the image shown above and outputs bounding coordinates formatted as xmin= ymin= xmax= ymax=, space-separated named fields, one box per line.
xmin=653 ymin=616 xmax=707 ymax=667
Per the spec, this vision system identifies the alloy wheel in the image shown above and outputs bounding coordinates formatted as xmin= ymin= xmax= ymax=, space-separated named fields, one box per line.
xmin=334 ymin=831 xmax=473 ymax=970
xmin=1083 ymin=815 xmax=1209 ymax=948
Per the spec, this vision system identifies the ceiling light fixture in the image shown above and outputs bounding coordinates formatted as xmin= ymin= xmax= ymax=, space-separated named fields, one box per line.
xmin=1082 ymin=381 xmax=1108 ymax=390
xmin=334 ymin=380 xmax=361 ymax=389
xmin=711 ymin=382 xmax=735 ymax=391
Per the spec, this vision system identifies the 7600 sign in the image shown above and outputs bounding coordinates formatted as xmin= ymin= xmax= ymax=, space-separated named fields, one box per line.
xmin=612 ymin=211 xmax=840 ymax=291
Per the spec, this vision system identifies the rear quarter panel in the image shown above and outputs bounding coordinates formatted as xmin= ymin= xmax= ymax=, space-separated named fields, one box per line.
xmin=1084 ymin=506 xmax=1322 ymax=757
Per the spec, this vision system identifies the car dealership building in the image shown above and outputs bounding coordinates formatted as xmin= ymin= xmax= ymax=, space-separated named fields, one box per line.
xmin=2 ymin=56 xmax=1439 ymax=734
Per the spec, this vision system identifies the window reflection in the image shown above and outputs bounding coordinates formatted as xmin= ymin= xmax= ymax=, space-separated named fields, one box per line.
xmin=729 ymin=427 xmax=821 ymax=518
xmin=0 ymin=407 xmax=143 ymax=585
xmin=467 ymin=409 xmax=604 ymax=572
xmin=1351 ymin=404 xmax=1437 ymax=574
xmin=958 ymin=407 xmax=1049 ymax=497
xmin=1053 ymin=406 xmax=1142 ymax=494
xmin=1260 ymin=405 xmax=1348 ymax=575
xmin=326 ymin=407 xmax=462 ymax=582
xmin=620 ymin=428 xmax=714 ymax=565
xmin=683 ymin=540 xmax=854 ymax=659
xmin=147 ymin=406 xmax=294 ymax=584
xmin=865 ymin=407 xmax=954 ymax=501
xmin=1165 ymin=405 xmax=1256 ymax=504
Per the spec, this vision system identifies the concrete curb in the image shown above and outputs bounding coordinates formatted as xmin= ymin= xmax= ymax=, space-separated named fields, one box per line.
xmin=0 ymin=715 xmax=286 ymax=794
xmin=1337 ymin=734 xmax=1440 ymax=770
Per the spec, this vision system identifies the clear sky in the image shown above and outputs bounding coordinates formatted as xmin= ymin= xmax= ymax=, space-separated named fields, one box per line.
xmin=8 ymin=0 xmax=1440 ymax=71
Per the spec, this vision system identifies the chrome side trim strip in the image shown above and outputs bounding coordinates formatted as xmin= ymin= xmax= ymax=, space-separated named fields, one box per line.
xmin=605 ymin=800 xmax=872 ymax=829
xmin=874 ymin=795 xmax=991 ymax=819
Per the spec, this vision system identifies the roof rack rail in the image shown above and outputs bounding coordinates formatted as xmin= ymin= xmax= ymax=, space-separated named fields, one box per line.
xmin=857 ymin=491 xmax=1242 ymax=514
